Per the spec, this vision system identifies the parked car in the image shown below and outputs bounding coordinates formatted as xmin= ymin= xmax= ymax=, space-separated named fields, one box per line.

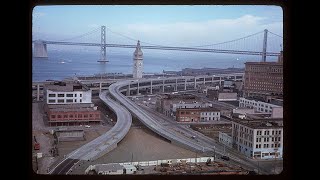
xmin=221 ymin=155 xmax=230 ymax=161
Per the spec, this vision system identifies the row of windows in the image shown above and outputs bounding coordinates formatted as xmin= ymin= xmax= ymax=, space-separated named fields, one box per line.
xmin=257 ymin=130 xmax=282 ymax=135
xmin=48 ymin=93 xmax=82 ymax=98
xmin=51 ymin=114 xmax=99 ymax=119
xmin=256 ymin=137 xmax=281 ymax=142
xmin=200 ymin=117 xmax=219 ymax=121
xmin=201 ymin=112 xmax=219 ymax=116
xmin=255 ymin=143 xmax=281 ymax=149
xmin=248 ymin=66 xmax=282 ymax=71
xmin=48 ymin=99 xmax=82 ymax=103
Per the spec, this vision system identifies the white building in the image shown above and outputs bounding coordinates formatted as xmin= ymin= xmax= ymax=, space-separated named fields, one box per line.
xmin=122 ymin=164 xmax=137 ymax=174
xmin=94 ymin=163 xmax=125 ymax=175
xmin=133 ymin=40 xmax=143 ymax=79
xmin=200 ymin=108 xmax=221 ymax=121
xmin=44 ymin=81 xmax=92 ymax=105
xmin=239 ymin=97 xmax=283 ymax=118
xmin=231 ymin=118 xmax=283 ymax=159
xmin=219 ymin=132 xmax=233 ymax=148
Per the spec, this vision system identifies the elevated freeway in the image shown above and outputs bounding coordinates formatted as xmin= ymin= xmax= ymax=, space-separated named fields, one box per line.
xmin=107 ymin=75 xmax=271 ymax=174
xmin=49 ymin=91 xmax=132 ymax=174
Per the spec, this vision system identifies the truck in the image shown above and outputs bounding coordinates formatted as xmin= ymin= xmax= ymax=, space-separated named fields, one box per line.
xmin=33 ymin=136 xmax=40 ymax=150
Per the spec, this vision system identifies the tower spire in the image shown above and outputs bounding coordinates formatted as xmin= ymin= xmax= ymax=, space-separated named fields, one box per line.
xmin=133 ymin=40 xmax=143 ymax=79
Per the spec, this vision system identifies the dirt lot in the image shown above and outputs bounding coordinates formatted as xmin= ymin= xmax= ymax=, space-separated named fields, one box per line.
xmin=70 ymin=127 xmax=200 ymax=174
xmin=191 ymin=124 xmax=232 ymax=141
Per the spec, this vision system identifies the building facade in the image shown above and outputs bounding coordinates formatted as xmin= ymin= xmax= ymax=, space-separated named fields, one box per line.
xmin=243 ymin=60 xmax=283 ymax=99
xmin=239 ymin=97 xmax=283 ymax=118
xmin=219 ymin=132 xmax=233 ymax=148
xmin=44 ymin=81 xmax=92 ymax=105
xmin=155 ymin=94 xmax=200 ymax=116
xmin=133 ymin=40 xmax=143 ymax=79
xmin=176 ymin=107 xmax=220 ymax=122
xmin=231 ymin=119 xmax=283 ymax=159
xmin=207 ymin=89 xmax=237 ymax=101
xmin=171 ymin=102 xmax=212 ymax=117
xmin=45 ymin=104 xmax=102 ymax=126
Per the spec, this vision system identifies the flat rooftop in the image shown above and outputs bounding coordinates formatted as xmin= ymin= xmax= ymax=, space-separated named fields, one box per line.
xmin=47 ymin=103 xmax=98 ymax=112
xmin=245 ymin=61 xmax=282 ymax=66
xmin=95 ymin=163 xmax=124 ymax=172
xmin=45 ymin=81 xmax=89 ymax=92
xmin=177 ymin=107 xmax=220 ymax=112
xmin=232 ymin=118 xmax=283 ymax=129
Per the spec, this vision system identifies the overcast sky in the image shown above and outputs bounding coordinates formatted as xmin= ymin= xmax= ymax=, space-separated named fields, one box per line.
xmin=33 ymin=5 xmax=283 ymax=47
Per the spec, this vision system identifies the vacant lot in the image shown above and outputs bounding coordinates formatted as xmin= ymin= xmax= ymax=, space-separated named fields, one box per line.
xmin=70 ymin=127 xmax=199 ymax=174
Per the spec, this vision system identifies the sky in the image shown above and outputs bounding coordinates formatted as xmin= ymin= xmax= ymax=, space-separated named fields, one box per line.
xmin=32 ymin=5 xmax=283 ymax=49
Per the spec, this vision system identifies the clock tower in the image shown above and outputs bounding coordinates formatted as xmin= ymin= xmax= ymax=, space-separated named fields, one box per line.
xmin=133 ymin=40 xmax=143 ymax=79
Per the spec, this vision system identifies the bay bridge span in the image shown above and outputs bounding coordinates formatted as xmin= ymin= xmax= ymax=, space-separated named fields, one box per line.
xmin=33 ymin=26 xmax=283 ymax=62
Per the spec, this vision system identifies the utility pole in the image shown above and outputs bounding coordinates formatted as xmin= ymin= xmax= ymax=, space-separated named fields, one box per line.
xmin=131 ymin=153 xmax=133 ymax=164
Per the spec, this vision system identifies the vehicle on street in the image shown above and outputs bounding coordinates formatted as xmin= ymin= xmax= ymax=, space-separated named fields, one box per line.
xmin=221 ymin=155 xmax=230 ymax=161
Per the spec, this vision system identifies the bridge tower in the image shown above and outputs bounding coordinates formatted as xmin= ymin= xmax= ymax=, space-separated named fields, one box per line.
xmin=98 ymin=26 xmax=108 ymax=63
xmin=133 ymin=40 xmax=143 ymax=79
xmin=261 ymin=29 xmax=268 ymax=62
xmin=33 ymin=40 xmax=48 ymax=58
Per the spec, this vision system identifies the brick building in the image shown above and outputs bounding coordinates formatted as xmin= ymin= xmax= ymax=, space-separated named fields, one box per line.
xmin=243 ymin=52 xmax=283 ymax=100
xmin=45 ymin=103 xmax=102 ymax=126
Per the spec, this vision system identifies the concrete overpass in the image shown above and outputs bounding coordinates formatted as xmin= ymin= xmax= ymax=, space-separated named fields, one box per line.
xmin=106 ymin=74 xmax=271 ymax=174
xmin=32 ymin=73 xmax=243 ymax=101
xmin=49 ymin=91 xmax=132 ymax=174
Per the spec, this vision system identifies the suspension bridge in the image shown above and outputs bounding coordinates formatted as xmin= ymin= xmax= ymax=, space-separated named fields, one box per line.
xmin=33 ymin=26 xmax=283 ymax=62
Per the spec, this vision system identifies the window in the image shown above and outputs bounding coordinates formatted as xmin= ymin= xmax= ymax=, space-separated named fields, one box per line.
xmin=89 ymin=114 xmax=93 ymax=118
xmin=266 ymin=144 xmax=269 ymax=148
xmin=66 ymin=94 xmax=73 ymax=97
xmin=49 ymin=94 xmax=55 ymax=97
xmin=272 ymin=137 xmax=274 ymax=141
xmin=58 ymin=94 xmax=64 ymax=97
xmin=64 ymin=115 xmax=68 ymax=118
xmin=84 ymin=114 xmax=88 ymax=118
xmin=271 ymin=144 xmax=274 ymax=148
xmin=51 ymin=115 xmax=56 ymax=118
xmin=75 ymin=94 xmax=77 ymax=97
xmin=278 ymin=144 xmax=281 ymax=148
xmin=58 ymin=99 xmax=64 ymax=103
xmin=75 ymin=99 xmax=77 ymax=102
xmin=78 ymin=114 xmax=82 ymax=118
xmin=48 ymin=99 xmax=55 ymax=103
xmin=80 ymin=99 xmax=82 ymax=103
xmin=80 ymin=94 xmax=82 ymax=97
xmin=69 ymin=114 xmax=73 ymax=118
xmin=259 ymin=144 xmax=261 ymax=148
xmin=278 ymin=137 xmax=281 ymax=141
xmin=66 ymin=99 xmax=73 ymax=103
xmin=279 ymin=130 xmax=281 ymax=134
xmin=57 ymin=115 xmax=62 ymax=118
